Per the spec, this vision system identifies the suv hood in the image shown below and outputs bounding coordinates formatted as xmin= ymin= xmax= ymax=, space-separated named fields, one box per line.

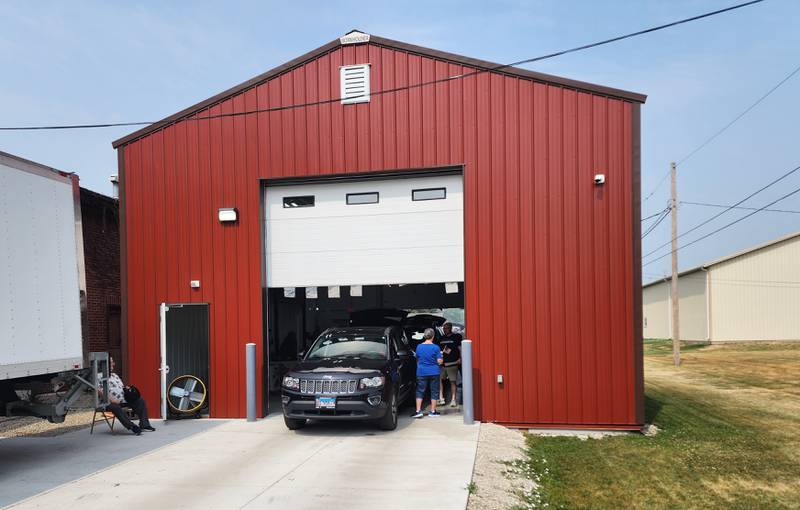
xmin=291 ymin=358 xmax=387 ymax=376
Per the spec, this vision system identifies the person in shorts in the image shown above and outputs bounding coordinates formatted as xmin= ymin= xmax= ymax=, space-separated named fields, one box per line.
xmin=439 ymin=322 xmax=461 ymax=407
xmin=412 ymin=328 xmax=443 ymax=418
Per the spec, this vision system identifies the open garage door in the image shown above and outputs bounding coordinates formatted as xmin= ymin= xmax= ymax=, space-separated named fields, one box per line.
xmin=264 ymin=173 xmax=464 ymax=288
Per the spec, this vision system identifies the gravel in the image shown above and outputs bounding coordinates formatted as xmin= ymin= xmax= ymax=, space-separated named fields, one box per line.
xmin=468 ymin=422 xmax=536 ymax=510
xmin=0 ymin=392 xmax=96 ymax=439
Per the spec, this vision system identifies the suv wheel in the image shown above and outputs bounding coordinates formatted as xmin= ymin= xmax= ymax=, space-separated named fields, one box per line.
xmin=284 ymin=415 xmax=307 ymax=430
xmin=378 ymin=392 xmax=398 ymax=431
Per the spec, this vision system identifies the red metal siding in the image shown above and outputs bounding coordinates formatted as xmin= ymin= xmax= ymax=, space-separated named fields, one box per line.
xmin=119 ymin=42 xmax=641 ymax=426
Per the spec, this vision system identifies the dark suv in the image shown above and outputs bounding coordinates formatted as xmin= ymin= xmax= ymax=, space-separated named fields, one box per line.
xmin=281 ymin=326 xmax=415 ymax=431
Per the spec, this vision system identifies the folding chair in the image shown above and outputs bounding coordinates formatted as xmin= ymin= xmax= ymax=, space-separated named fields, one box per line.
xmin=90 ymin=405 xmax=136 ymax=434
xmin=90 ymin=406 xmax=116 ymax=434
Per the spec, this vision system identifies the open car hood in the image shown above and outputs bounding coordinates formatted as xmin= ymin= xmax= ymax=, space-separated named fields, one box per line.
xmin=348 ymin=308 xmax=409 ymax=327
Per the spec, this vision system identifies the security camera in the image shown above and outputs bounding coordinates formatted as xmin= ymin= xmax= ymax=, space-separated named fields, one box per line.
xmin=594 ymin=174 xmax=606 ymax=185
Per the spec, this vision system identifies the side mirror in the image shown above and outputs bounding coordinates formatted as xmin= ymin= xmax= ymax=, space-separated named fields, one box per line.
xmin=298 ymin=351 xmax=306 ymax=359
xmin=396 ymin=350 xmax=409 ymax=357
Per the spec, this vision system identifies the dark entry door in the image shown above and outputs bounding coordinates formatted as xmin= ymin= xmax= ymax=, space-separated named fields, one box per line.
xmin=160 ymin=303 xmax=209 ymax=418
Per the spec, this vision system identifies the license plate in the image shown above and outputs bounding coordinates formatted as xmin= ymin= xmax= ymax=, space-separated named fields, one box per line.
xmin=316 ymin=397 xmax=336 ymax=409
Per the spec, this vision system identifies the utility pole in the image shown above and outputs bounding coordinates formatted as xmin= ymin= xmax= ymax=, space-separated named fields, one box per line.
xmin=670 ymin=162 xmax=681 ymax=366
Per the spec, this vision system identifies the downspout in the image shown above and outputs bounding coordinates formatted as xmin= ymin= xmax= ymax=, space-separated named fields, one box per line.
xmin=702 ymin=267 xmax=711 ymax=343
xmin=665 ymin=278 xmax=671 ymax=339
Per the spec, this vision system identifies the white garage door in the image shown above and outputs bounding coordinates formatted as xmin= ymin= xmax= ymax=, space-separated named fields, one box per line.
xmin=264 ymin=174 xmax=464 ymax=288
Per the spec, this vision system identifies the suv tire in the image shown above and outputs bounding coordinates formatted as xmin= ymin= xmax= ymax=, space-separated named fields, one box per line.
xmin=378 ymin=392 xmax=398 ymax=431
xmin=284 ymin=416 xmax=307 ymax=430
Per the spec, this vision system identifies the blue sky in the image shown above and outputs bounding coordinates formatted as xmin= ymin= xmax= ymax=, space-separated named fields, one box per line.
xmin=1 ymin=0 xmax=798 ymax=278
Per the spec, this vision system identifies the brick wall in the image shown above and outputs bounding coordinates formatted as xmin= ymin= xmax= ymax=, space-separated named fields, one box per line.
xmin=80 ymin=188 xmax=121 ymax=368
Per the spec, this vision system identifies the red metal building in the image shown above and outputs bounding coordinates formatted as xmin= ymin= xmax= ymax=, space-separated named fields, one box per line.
xmin=113 ymin=31 xmax=646 ymax=428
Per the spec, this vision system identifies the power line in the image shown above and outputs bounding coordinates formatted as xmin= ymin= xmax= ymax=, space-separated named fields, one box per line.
xmin=642 ymin=35 xmax=800 ymax=205
xmin=642 ymin=162 xmax=800 ymax=260
xmin=642 ymin=206 xmax=670 ymax=222
xmin=643 ymin=182 xmax=800 ymax=267
xmin=642 ymin=206 xmax=670 ymax=239
xmin=677 ymin=62 xmax=800 ymax=166
xmin=643 ymin=171 xmax=672 ymax=204
xmin=681 ymin=200 xmax=800 ymax=214
xmin=0 ymin=0 xmax=765 ymax=132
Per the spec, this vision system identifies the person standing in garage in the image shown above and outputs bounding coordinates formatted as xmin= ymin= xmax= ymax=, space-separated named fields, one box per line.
xmin=439 ymin=322 xmax=461 ymax=407
xmin=412 ymin=329 xmax=443 ymax=418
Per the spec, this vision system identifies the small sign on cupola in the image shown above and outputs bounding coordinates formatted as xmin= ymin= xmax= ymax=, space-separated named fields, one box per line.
xmin=340 ymin=30 xmax=370 ymax=45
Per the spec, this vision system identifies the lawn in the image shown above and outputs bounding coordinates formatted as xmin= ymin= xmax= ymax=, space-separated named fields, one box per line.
xmin=516 ymin=340 xmax=800 ymax=509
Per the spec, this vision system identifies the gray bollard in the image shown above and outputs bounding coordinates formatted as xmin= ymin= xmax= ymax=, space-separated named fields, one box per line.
xmin=461 ymin=340 xmax=474 ymax=425
xmin=246 ymin=343 xmax=257 ymax=422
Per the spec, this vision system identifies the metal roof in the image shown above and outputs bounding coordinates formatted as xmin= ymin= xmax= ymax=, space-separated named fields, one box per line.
xmin=112 ymin=30 xmax=646 ymax=149
xmin=643 ymin=230 xmax=800 ymax=288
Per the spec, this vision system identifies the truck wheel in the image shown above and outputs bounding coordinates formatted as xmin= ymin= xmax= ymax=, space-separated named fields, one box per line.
xmin=284 ymin=415 xmax=307 ymax=430
xmin=378 ymin=392 xmax=398 ymax=431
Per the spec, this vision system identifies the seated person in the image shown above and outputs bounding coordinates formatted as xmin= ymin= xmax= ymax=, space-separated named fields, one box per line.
xmin=100 ymin=357 xmax=155 ymax=435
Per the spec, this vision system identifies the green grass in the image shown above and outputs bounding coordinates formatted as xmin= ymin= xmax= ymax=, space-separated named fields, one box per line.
xmin=515 ymin=342 xmax=800 ymax=509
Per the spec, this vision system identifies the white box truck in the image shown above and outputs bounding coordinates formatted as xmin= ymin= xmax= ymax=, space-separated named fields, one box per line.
xmin=0 ymin=151 xmax=105 ymax=421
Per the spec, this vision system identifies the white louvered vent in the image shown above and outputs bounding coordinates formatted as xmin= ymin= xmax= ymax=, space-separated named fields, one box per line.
xmin=340 ymin=64 xmax=370 ymax=104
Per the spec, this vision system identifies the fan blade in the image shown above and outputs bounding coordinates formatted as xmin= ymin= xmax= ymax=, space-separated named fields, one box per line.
xmin=169 ymin=386 xmax=185 ymax=398
xmin=179 ymin=397 xmax=190 ymax=410
xmin=189 ymin=392 xmax=205 ymax=403
xmin=183 ymin=379 xmax=197 ymax=393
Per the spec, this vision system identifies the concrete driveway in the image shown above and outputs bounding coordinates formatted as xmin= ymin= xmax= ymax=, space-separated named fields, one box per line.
xmin=2 ymin=410 xmax=479 ymax=509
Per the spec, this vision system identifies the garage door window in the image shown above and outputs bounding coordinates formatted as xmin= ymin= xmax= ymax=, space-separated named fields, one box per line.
xmin=412 ymin=187 xmax=446 ymax=201
xmin=283 ymin=195 xmax=315 ymax=208
xmin=346 ymin=192 xmax=379 ymax=205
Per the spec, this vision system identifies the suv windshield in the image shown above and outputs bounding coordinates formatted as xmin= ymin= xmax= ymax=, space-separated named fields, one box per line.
xmin=306 ymin=331 xmax=388 ymax=360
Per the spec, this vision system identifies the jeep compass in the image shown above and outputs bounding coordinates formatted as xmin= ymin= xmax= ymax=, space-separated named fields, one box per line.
xmin=281 ymin=326 xmax=415 ymax=430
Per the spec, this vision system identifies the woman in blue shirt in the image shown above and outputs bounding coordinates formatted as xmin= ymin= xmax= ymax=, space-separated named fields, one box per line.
xmin=412 ymin=328 xmax=444 ymax=418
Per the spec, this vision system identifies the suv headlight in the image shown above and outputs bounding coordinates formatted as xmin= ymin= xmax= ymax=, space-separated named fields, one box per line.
xmin=282 ymin=376 xmax=300 ymax=390
xmin=359 ymin=376 xmax=385 ymax=389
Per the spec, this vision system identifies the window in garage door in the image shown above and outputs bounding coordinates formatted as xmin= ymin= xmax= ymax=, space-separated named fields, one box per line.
xmin=263 ymin=173 xmax=464 ymax=288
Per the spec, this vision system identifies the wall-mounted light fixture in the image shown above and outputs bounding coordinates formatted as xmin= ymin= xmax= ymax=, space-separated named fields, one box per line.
xmin=218 ymin=207 xmax=238 ymax=223
xmin=594 ymin=174 xmax=606 ymax=185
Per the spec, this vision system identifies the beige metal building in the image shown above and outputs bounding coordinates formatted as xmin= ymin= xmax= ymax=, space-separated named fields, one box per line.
xmin=643 ymin=231 xmax=800 ymax=342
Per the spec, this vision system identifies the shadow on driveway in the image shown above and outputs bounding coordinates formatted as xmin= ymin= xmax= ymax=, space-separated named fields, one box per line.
xmin=0 ymin=418 xmax=225 ymax=507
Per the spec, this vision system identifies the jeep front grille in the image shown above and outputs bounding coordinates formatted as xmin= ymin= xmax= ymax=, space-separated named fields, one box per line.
xmin=299 ymin=378 xmax=358 ymax=395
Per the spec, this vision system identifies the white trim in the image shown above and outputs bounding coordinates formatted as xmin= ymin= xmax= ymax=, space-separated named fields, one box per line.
xmin=159 ymin=303 xmax=168 ymax=420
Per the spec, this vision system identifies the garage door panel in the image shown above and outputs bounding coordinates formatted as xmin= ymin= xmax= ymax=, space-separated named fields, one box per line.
xmin=266 ymin=211 xmax=463 ymax=252
xmin=265 ymin=174 xmax=464 ymax=287
xmin=268 ymin=247 xmax=463 ymax=287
